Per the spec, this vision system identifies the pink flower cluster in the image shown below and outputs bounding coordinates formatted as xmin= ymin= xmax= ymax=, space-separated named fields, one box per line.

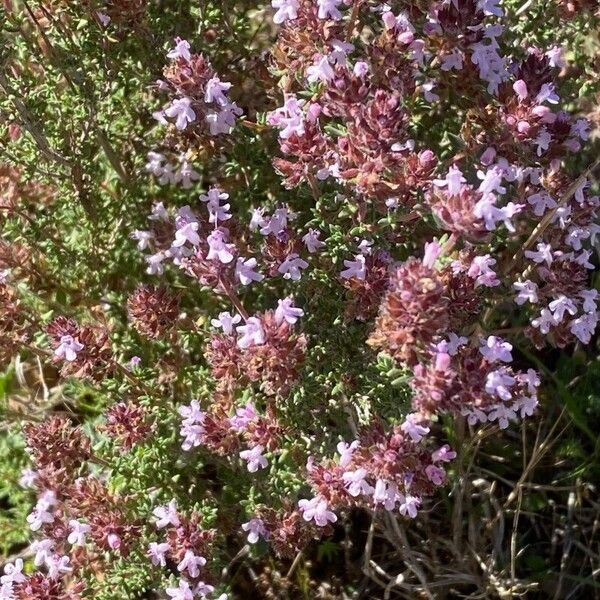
xmin=150 ymin=500 xmax=225 ymax=599
xmin=153 ymin=38 xmax=241 ymax=137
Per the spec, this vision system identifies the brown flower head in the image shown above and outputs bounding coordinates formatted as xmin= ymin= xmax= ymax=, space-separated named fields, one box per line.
xmin=343 ymin=250 xmax=393 ymax=321
xmin=24 ymin=416 xmax=91 ymax=476
xmin=240 ymin=310 xmax=307 ymax=396
xmin=102 ymin=401 xmax=153 ymax=451
xmin=127 ymin=284 xmax=180 ymax=339
xmin=13 ymin=573 xmax=84 ymax=600
xmin=368 ymin=258 xmax=449 ymax=365
xmin=0 ymin=283 xmax=31 ymax=366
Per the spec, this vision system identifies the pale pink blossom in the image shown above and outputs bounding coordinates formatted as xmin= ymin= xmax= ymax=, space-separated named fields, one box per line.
xmin=298 ymin=496 xmax=337 ymax=526
xmin=167 ymin=38 xmax=192 ymax=62
xmin=239 ymin=445 xmax=268 ymax=472
xmin=153 ymin=500 xmax=180 ymax=529
xmin=236 ymin=317 xmax=265 ymax=348
xmin=148 ymin=542 xmax=170 ymax=567
xmin=211 ymin=311 xmax=241 ymax=335
xmin=177 ymin=550 xmax=206 ymax=578
xmin=235 ymin=257 xmax=264 ymax=286
xmin=165 ymin=97 xmax=196 ymax=130
xmin=54 ymin=335 xmax=84 ymax=362
xmin=242 ymin=518 xmax=267 ymax=544
xmin=340 ymin=254 xmax=366 ymax=280
xmin=275 ymin=296 xmax=304 ymax=325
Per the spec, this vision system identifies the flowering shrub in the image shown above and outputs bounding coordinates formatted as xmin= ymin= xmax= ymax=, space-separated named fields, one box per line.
xmin=0 ymin=0 xmax=599 ymax=598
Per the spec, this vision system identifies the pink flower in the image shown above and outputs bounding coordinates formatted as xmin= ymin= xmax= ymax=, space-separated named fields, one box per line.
xmin=422 ymin=81 xmax=440 ymax=102
xmin=546 ymin=45 xmax=566 ymax=68
xmin=173 ymin=222 xmax=200 ymax=247
xmin=372 ymin=479 xmax=398 ymax=510
xmin=534 ymin=129 xmax=552 ymax=155
xmin=131 ymin=229 xmax=155 ymax=250
xmin=317 ymin=0 xmax=343 ymax=20
xmin=433 ymin=165 xmax=466 ymax=196
xmin=268 ymin=96 xmax=305 ymax=139
xmin=205 ymin=103 xmax=242 ymax=135
xmin=531 ymin=308 xmax=555 ymax=334
xmin=164 ymin=97 xmax=196 ymax=130
xmin=27 ymin=507 xmax=54 ymax=531
xmin=235 ymin=257 xmax=264 ymax=285
xmin=206 ymin=230 xmax=235 ymax=264
xmin=241 ymin=518 xmax=267 ymax=544
xmin=107 ymin=533 xmax=121 ymax=550
xmin=200 ymin=187 xmax=231 ymax=225
xmin=548 ymin=295 xmax=578 ymax=323
xmin=398 ymin=494 xmax=421 ymax=518
xmin=580 ymin=289 xmax=598 ymax=313
xmin=570 ymin=312 xmax=598 ymax=344
xmin=298 ymin=496 xmax=337 ymax=526
xmin=487 ymin=404 xmax=517 ymax=429
xmin=477 ymin=166 xmax=506 ymax=195
xmin=175 ymin=159 xmax=200 ymax=189
xmin=146 ymin=252 xmax=166 ymax=275
xmin=336 ymin=440 xmax=359 ymax=467
xmin=153 ymin=499 xmax=180 ymax=529
xmin=1 ymin=559 xmax=26 ymax=586
xmin=211 ymin=311 xmax=241 ymax=335
xmin=474 ymin=195 xmax=523 ymax=232
xmin=400 ymin=413 xmax=430 ymax=442
xmin=180 ymin=421 xmax=205 ymax=451
xmin=306 ymin=55 xmax=335 ymax=84
xmin=179 ymin=400 xmax=206 ymax=451
xmin=272 ymin=0 xmax=299 ymax=24
xmin=512 ymin=79 xmax=528 ymax=100
xmin=204 ymin=77 xmax=233 ymax=106
xmin=525 ymin=242 xmax=553 ymax=266
xmin=239 ymin=445 xmax=268 ymax=472
xmin=275 ymin=297 xmax=304 ymax=325
xmin=96 ymin=11 xmax=111 ymax=26
xmin=54 ymin=335 xmax=84 ymax=362
xmin=278 ymin=253 xmax=308 ymax=281
xmin=422 ymin=241 xmax=442 ymax=268
xmin=67 ymin=520 xmax=90 ymax=546
xmin=536 ymin=83 xmax=559 ymax=105
xmin=166 ymin=580 xmax=195 ymax=600
xmin=441 ymin=49 xmax=463 ymax=71
xmin=31 ymin=539 xmax=54 ymax=568
xmin=148 ymin=542 xmax=170 ymax=567
xmin=19 ymin=468 xmax=37 ymax=488
xmin=513 ymin=280 xmax=539 ymax=305
xmin=425 ymin=465 xmax=446 ymax=485
xmin=260 ymin=207 xmax=293 ymax=236
xmin=177 ymin=549 xmax=207 ymax=578
xmin=527 ymin=192 xmax=557 ymax=216
xmin=167 ymin=38 xmax=192 ymax=62
xmin=439 ymin=333 xmax=468 ymax=356
xmin=229 ymin=402 xmax=258 ymax=431
xmin=340 ymin=254 xmax=366 ymax=280
xmin=236 ymin=317 xmax=265 ymax=348
xmin=513 ymin=395 xmax=539 ymax=418
xmin=179 ymin=399 xmax=205 ymax=423
xmin=485 ymin=369 xmax=516 ymax=401
xmin=302 ymin=228 xmax=324 ymax=253
xmin=46 ymin=555 xmax=72 ymax=579
xmin=479 ymin=336 xmax=513 ymax=363
xmin=249 ymin=208 xmax=267 ymax=231
xmin=342 ymin=468 xmax=374 ymax=497
xmin=480 ymin=147 xmax=497 ymax=165
xmin=432 ymin=444 xmax=457 ymax=463
xmin=353 ymin=61 xmax=369 ymax=77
